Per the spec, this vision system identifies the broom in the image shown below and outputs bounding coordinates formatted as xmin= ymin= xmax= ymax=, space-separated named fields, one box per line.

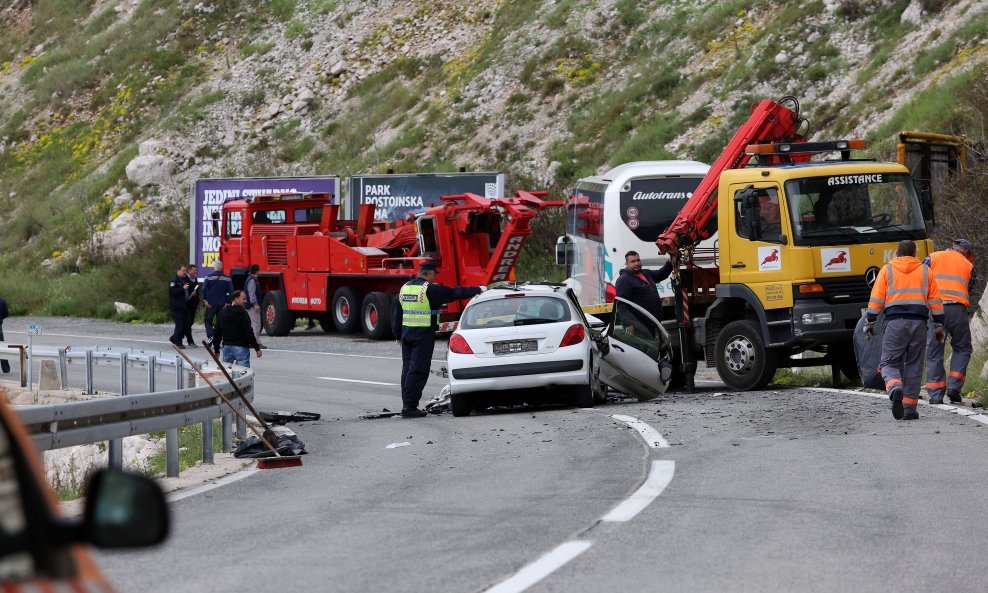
xmin=171 ymin=344 xmax=302 ymax=469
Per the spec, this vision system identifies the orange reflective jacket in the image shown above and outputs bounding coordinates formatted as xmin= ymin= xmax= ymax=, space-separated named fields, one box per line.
xmin=927 ymin=249 xmax=974 ymax=306
xmin=867 ymin=256 xmax=944 ymax=322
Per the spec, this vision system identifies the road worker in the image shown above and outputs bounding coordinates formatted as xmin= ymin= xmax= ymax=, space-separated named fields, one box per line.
xmin=924 ymin=239 xmax=977 ymax=404
xmin=391 ymin=260 xmax=483 ymax=418
xmin=864 ymin=239 xmax=945 ymax=420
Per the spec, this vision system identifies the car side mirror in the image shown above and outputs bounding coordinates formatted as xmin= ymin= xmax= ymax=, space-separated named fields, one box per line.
xmin=83 ymin=469 xmax=169 ymax=549
xmin=211 ymin=210 xmax=221 ymax=238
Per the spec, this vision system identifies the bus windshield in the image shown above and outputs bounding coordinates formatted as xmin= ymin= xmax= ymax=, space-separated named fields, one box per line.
xmin=785 ymin=173 xmax=926 ymax=245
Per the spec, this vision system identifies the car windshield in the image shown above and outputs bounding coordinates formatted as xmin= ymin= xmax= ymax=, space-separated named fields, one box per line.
xmin=459 ymin=295 xmax=571 ymax=329
xmin=785 ymin=173 xmax=926 ymax=246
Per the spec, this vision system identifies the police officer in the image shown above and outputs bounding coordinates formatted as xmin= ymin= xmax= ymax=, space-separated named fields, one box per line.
xmin=615 ymin=251 xmax=672 ymax=322
xmin=925 ymin=239 xmax=977 ymax=404
xmin=864 ymin=240 xmax=945 ymax=420
xmin=391 ymin=260 xmax=484 ymax=418
xmin=168 ymin=264 xmax=190 ymax=349
xmin=182 ymin=264 xmax=201 ymax=347
xmin=202 ymin=260 xmax=234 ymax=346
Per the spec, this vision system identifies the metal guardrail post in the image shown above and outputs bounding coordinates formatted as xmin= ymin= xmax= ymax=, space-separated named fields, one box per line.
xmin=58 ymin=348 xmax=68 ymax=390
xmin=147 ymin=355 xmax=156 ymax=392
xmin=175 ymin=356 xmax=185 ymax=390
xmin=165 ymin=427 xmax=179 ymax=478
xmin=202 ymin=419 xmax=214 ymax=465
xmin=84 ymin=349 xmax=94 ymax=394
xmin=108 ymin=353 xmax=127 ymax=470
xmin=236 ymin=404 xmax=246 ymax=441
xmin=222 ymin=413 xmax=233 ymax=452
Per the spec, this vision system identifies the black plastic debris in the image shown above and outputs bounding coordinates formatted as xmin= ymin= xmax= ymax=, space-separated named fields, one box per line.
xmin=361 ymin=408 xmax=403 ymax=419
xmin=258 ymin=410 xmax=321 ymax=425
xmin=234 ymin=434 xmax=307 ymax=458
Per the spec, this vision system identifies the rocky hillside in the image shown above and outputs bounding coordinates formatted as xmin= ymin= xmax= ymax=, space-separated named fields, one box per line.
xmin=0 ymin=0 xmax=986 ymax=318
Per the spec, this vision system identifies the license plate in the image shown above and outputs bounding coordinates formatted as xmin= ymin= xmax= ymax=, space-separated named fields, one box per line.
xmin=493 ymin=339 xmax=538 ymax=355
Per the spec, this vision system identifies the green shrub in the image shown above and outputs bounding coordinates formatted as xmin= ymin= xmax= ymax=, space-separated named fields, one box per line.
xmin=270 ymin=0 xmax=297 ymax=21
xmin=286 ymin=20 xmax=309 ymax=39
xmin=241 ymin=42 xmax=274 ymax=58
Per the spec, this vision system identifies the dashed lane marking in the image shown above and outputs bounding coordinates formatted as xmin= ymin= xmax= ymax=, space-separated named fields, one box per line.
xmin=318 ymin=376 xmax=399 ymax=386
xmin=484 ymin=541 xmax=592 ymax=593
xmin=610 ymin=414 xmax=670 ymax=448
xmin=601 ymin=460 xmax=676 ymax=522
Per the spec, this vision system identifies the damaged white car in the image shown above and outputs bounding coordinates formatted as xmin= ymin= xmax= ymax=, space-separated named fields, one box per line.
xmin=445 ymin=284 xmax=673 ymax=417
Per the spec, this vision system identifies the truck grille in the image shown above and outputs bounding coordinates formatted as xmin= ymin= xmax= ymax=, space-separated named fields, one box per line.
xmin=817 ymin=276 xmax=870 ymax=304
xmin=267 ymin=238 xmax=288 ymax=265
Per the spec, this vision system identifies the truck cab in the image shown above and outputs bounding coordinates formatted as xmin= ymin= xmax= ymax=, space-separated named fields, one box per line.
xmin=701 ymin=160 xmax=932 ymax=389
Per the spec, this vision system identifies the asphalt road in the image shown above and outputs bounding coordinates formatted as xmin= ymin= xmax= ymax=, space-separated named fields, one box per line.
xmin=5 ymin=317 xmax=988 ymax=593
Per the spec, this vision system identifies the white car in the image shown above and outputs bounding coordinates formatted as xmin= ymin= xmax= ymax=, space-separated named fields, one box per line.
xmin=446 ymin=284 xmax=673 ymax=416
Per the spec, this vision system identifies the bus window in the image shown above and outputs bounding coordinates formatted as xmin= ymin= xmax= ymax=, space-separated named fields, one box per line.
xmin=618 ymin=177 xmax=704 ymax=241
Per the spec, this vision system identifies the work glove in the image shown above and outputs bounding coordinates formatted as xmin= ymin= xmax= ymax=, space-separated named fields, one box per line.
xmin=933 ymin=323 xmax=946 ymax=344
xmin=862 ymin=321 xmax=875 ymax=337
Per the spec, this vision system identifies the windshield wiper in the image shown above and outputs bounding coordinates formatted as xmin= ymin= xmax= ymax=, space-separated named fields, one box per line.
xmin=869 ymin=223 xmax=921 ymax=238
xmin=514 ymin=318 xmax=555 ymax=326
xmin=800 ymin=227 xmax=864 ymax=243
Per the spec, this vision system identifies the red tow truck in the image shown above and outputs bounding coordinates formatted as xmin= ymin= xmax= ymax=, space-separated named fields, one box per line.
xmin=213 ymin=190 xmax=562 ymax=339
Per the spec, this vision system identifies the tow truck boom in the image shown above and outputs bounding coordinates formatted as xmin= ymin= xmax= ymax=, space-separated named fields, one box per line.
xmin=656 ymin=97 xmax=806 ymax=255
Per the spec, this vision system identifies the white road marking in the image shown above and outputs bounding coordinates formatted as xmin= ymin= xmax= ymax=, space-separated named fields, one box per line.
xmin=485 ymin=540 xmax=592 ymax=593
xmin=601 ymin=460 xmax=675 ymax=522
xmin=610 ymin=414 xmax=670 ymax=448
xmin=167 ymin=468 xmax=259 ymax=502
xmin=318 ymin=376 xmax=398 ymax=386
xmin=805 ymin=387 xmax=988 ymax=424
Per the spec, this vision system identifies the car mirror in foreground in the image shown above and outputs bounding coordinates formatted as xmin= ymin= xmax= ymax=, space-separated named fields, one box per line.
xmin=82 ymin=469 xmax=170 ymax=549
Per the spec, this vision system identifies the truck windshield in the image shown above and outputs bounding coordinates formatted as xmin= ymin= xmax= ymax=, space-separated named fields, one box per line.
xmin=785 ymin=173 xmax=926 ymax=245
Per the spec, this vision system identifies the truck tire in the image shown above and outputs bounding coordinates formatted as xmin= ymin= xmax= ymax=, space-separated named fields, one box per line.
xmin=832 ymin=342 xmax=861 ymax=385
xmin=715 ymin=320 xmax=778 ymax=391
xmin=261 ymin=291 xmax=294 ymax=336
xmin=450 ymin=392 xmax=471 ymax=417
xmin=361 ymin=292 xmax=394 ymax=340
xmin=332 ymin=287 xmax=363 ymax=334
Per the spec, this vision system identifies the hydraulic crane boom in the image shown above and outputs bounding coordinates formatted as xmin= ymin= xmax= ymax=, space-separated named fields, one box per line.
xmin=656 ymin=97 xmax=806 ymax=255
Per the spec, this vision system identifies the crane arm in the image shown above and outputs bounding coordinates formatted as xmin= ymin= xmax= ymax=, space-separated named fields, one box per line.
xmin=656 ymin=98 xmax=806 ymax=255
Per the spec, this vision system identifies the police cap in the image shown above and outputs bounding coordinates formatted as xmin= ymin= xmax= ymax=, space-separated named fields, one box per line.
xmin=954 ymin=239 xmax=975 ymax=253
xmin=419 ymin=260 xmax=437 ymax=272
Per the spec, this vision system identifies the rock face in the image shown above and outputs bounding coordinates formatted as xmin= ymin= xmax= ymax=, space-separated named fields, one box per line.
xmin=125 ymin=154 xmax=174 ymax=186
xmin=94 ymin=210 xmax=138 ymax=258
xmin=114 ymin=301 xmax=136 ymax=315
xmin=970 ymin=290 xmax=988 ymax=351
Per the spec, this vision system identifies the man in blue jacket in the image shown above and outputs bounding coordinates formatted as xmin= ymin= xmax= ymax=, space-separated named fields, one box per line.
xmin=391 ymin=260 xmax=484 ymax=418
xmin=202 ymin=261 xmax=234 ymax=346
xmin=168 ymin=263 xmax=190 ymax=349
xmin=0 ymin=296 xmax=9 ymax=373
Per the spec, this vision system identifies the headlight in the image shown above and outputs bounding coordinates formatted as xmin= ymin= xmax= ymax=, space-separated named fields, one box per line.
xmin=800 ymin=313 xmax=833 ymax=325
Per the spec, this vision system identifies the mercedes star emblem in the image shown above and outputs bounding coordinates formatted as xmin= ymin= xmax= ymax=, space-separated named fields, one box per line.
xmin=865 ymin=266 xmax=880 ymax=288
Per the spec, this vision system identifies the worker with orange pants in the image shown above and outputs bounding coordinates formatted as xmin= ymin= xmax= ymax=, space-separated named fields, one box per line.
xmin=924 ymin=239 xmax=977 ymax=405
xmin=864 ymin=240 xmax=945 ymax=420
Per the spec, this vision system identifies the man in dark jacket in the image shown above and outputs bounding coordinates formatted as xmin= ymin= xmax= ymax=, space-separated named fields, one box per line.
xmin=202 ymin=260 xmax=234 ymax=346
xmin=391 ymin=260 xmax=484 ymax=418
xmin=213 ymin=290 xmax=262 ymax=367
xmin=182 ymin=264 xmax=201 ymax=348
xmin=614 ymin=251 xmax=672 ymax=321
xmin=168 ymin=264 xmax=190 ymax=349
xmin=0 ymin=296 xmax=9 ymax=373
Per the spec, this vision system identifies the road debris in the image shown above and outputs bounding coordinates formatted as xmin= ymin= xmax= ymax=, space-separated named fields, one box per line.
xmin=386 ymin=442 xmax=411 ymax=449
xmin=259 ymin=410 xmax=321 ymax=425
xmin=424 ymin=384 xmax=452 ymax=414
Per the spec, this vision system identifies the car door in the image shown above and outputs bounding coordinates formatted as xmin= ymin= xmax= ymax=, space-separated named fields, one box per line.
xmin=596 ymin=297 xmax=673 ymax=400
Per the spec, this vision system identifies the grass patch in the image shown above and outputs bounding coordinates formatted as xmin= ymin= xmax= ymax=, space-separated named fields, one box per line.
xmin=146 ymin=421 xmax=224 ymax=477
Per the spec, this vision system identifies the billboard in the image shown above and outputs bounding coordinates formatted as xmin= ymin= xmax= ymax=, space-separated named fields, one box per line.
xmin=346 ymin=172 xmax=505 ymax=221
xmin=189 ymin=176 xmax=339 ymax=271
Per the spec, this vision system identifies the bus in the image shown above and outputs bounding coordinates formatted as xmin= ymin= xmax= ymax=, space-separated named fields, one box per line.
xmin=556 ymin=161 xmax=713 ymax=313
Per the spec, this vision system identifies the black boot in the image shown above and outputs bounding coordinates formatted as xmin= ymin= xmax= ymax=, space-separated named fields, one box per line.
xmin=947 ymin=389 xmax=962 ymax=404
xmin=903 ymin=407 xmax=919 ymax=420
xmin=890 ymin=388 xmax=904 ymax=420
xmin=401 ymin=407 xmax=427 ymax=418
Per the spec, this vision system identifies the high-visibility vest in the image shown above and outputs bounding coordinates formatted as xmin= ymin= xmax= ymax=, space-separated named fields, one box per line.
xmin=399 ymin=281 xmax=432 ymax=327
xmin=928 ymin=249 xmax=974 ymax=306
xmin=867 ymin=259 xmax=944 ymax=316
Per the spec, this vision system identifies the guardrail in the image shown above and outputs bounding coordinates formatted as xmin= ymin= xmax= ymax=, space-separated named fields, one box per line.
xmin=1 ymin=344 xmax=253 ymax=477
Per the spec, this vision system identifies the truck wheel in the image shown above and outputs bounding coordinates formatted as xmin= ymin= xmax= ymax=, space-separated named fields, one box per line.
xmin=261 ymin=291 xmax=294 ymax=336
xmin=715 ymin=320 xmax=778 ymax=391
xmin=450 ymin=392 xmax=471 ymax=417
xmin=832 ymin=342 xmax=861 ymax=385
xmin=332 ymin=287 xmax=363 ymax=333
xmin=361 ymin=292 xmax=394 ymax=340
